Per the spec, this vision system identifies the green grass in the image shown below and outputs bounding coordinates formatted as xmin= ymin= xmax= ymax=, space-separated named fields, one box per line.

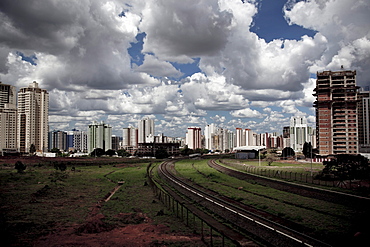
xmin=172 ymin=159 xmax=360 ymax=243
xmin=222 ymin=158 xmax=324 ymax=173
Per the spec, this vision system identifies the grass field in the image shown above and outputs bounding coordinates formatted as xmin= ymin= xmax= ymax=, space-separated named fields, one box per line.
xmin=0 ymin=160 xmax=201 ymax=246
xmin=173 ymin=159 xmax=363 ymax=244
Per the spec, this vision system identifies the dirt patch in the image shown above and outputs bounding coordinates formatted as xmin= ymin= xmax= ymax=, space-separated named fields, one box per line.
xmin=33 ymin=168 xmax=205 ymax=247
xmin=35 ymin=215 xmax=204 ymax=247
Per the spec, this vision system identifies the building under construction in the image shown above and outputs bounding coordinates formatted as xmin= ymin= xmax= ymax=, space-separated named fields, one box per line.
xmin=313 ymin=70 xmax=359 ymax=156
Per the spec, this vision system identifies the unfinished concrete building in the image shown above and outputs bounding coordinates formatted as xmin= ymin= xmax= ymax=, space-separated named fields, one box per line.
xmin=313 ymin=70 xmax=359 ymax=156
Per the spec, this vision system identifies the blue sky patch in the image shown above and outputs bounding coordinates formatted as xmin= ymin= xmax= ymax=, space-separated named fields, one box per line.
xmin=251 ymin=0 xmax=316 ymax=42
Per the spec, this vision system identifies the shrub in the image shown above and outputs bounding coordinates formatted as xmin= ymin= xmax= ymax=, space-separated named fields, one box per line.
xmin=14 ymin=161 xmax=27 ymax=173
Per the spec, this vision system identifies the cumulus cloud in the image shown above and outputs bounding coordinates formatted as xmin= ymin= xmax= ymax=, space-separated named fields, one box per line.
xmin=230 ymin=108 xmax=265 ymax=118
xmin=0 ymin=0 xmax=369 ymax=137
xmin=0 ymin=0 xmax=155 ymax=90
xmin=134 ymin=54 xmax=183 ymax=78
xmin=139 ymin=0 xmax=233 ymax=62
xmin=180 ymin=73 xmax=249 ymax=111
xmin=285 ymin=0 xmax=370 ymax=85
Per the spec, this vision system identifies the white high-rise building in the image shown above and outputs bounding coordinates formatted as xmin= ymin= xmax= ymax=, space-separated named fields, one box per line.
xmin=0 ymin=82 xmax=17 ymax=153
xmin=235 ymin=128 xmax=254 ymax=147
xmin=67 ymin=129 xmax=88 ymax=152
xmin=186 ymin=127 xmax=201 ymax=150
xmin=88 ymin=121 xmax=112 ymax=153
xmin=17 ymin=81 xmax=49 ymax=153
xmin=138 ymin=117 xmax=154 ymax=143
xmin=235 ymin=128 xmax=243 ymax=147
xmin=244 ymin=129 xmax=254 ymax=146
xmin=225 ymin=129 xmax=235 ymax=151
xmin=290 ymin=116 xmax=311 ymax=152
xmin=204 ymin=123 xmax=216 ymax=150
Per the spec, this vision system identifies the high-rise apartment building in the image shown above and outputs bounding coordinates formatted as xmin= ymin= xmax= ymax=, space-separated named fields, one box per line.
xmin=67 ymin=129 xmax=88 ymax=152
xmin=17 ymin=81 xmax=49 ymax=153
xmin=111 ymin=135 xmax=121 ymax=151
xmin=224 ymin=129 xmax=235 ymax=152
xmin=48 ymin=130 xmax=67 ymax=151
xmin=313 ymin=70 xmax=359 ymax=156
xmin=88 ymin=121 xmax=112 ymax=153
xmin=122 ymin=126 xmax=138 ymax=147
xmin=235 ymin=128 xmax=254 ymax=147
xmin=204 ymin=123 xmax=216 ymax=150
xmin=0 ymin=82 xmax=16 ymax=107
xmin=289 ymin=116 xmax=312 ymax=152
xmin=235 ymin=128 xmax=243 ymax=147
xmin=186 ymin=127 xmax=201 ymax=150
xmin=138 ymin=117 xmax=154 ymax=143
xmin=0 ymin=82 xmax=17 ymax=153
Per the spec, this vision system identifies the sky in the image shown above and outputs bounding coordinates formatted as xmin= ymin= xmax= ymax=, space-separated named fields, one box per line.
xmin=0 ymin=0 xmax=369 ymax=137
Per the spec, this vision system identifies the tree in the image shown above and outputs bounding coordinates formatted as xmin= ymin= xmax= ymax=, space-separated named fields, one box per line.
xmin=265 ymin=149 xmax=278 ymax=166
xmin=302 ymin=142 xmax=312 ymax=158
xmin=29 ymin=144 xmax=36 ymax=155
xmin=155 ymin=147 xmax=169 ymax=159
xmin=14 ymin=161 xmax=27 ymax=173
xmin=281 ymin=147 xmax=295 ymax=158
xmin=180 ymin=145 xmax=193 ymax=155
xmin=117 ymin=149 xmax=130 ymax=157
xmin=90 ymin=148 xmax=105 ymax=157
xmin=105 ymin=149 xmax=116 ymax=157
xmin=322 ymin=154 xmax=370 ymax=180
xmin=50 ymin=148 xmax=62 ymax=156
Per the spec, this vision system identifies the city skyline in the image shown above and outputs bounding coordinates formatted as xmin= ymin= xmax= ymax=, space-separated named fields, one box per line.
xmin=0 ymin=0 xmax=369 ymax=137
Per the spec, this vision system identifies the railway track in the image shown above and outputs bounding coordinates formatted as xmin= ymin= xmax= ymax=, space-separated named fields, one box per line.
xmin=158 ymin=160 xmax=332 ymax=247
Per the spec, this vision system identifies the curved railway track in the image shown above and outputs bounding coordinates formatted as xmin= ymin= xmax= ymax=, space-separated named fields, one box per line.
xmin=158 ymin=160 xmax=332 ymax=247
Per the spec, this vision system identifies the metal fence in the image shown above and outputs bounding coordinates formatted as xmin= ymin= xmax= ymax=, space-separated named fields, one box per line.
xmin=220 ymin=160 xmax=365 ymax=189
xmin=146 ymin=164 xmax=240 ymax=247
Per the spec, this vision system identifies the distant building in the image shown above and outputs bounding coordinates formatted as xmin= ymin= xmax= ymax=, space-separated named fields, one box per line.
xmin=88 ymin=121 xmax=112 ymax=153
xmin=204 ymin=123 xmax=216 ymax=150
xmin=122 ymin=126 xmax=138 ymax=148
xmin=138 ymin=117 xmax=154 ymax=143
xmin=0 ymin=81 xmax=16 ymax=108
xmin=0 ymin=82 xmax=17 ymax=154
xmin=48 ymin=130 xmax=67 ymax=151
xmin=67 ymin=129 xmax=88 ymax=152
xmin=313 ymin=70 xmax=359 ymax=155
xmin=135 ymin=142 xmax=180 ymax=157
xmin=289 ymin=116 xmax=311 ymax=152
xmin=186 ymin=127 xmax=201 ymax=150
xmin=233 ymin=146 xmax=265 ymax=159
xmin=224 ymin=129 xmax=235 ymax=152
xmin=17 ymin=81 xmax=49 ymax=153
xmin=111 ymin=135 xmax=121 ymax=151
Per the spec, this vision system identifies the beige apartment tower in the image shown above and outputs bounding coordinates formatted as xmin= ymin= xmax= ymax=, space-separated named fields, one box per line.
xmin=313 ymin=70 xmax=359 ymax=156
xmin=17 ymin=81 xmax=49 ymax=153
xmin=0 ymin=82 xmax=17 ymax=153
xmin=186 ymin=127 xmax=201 ymax=150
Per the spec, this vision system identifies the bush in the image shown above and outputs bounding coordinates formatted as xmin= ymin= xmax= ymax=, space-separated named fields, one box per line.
xmin=14 ymin=161 xmax=27 ymax=173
